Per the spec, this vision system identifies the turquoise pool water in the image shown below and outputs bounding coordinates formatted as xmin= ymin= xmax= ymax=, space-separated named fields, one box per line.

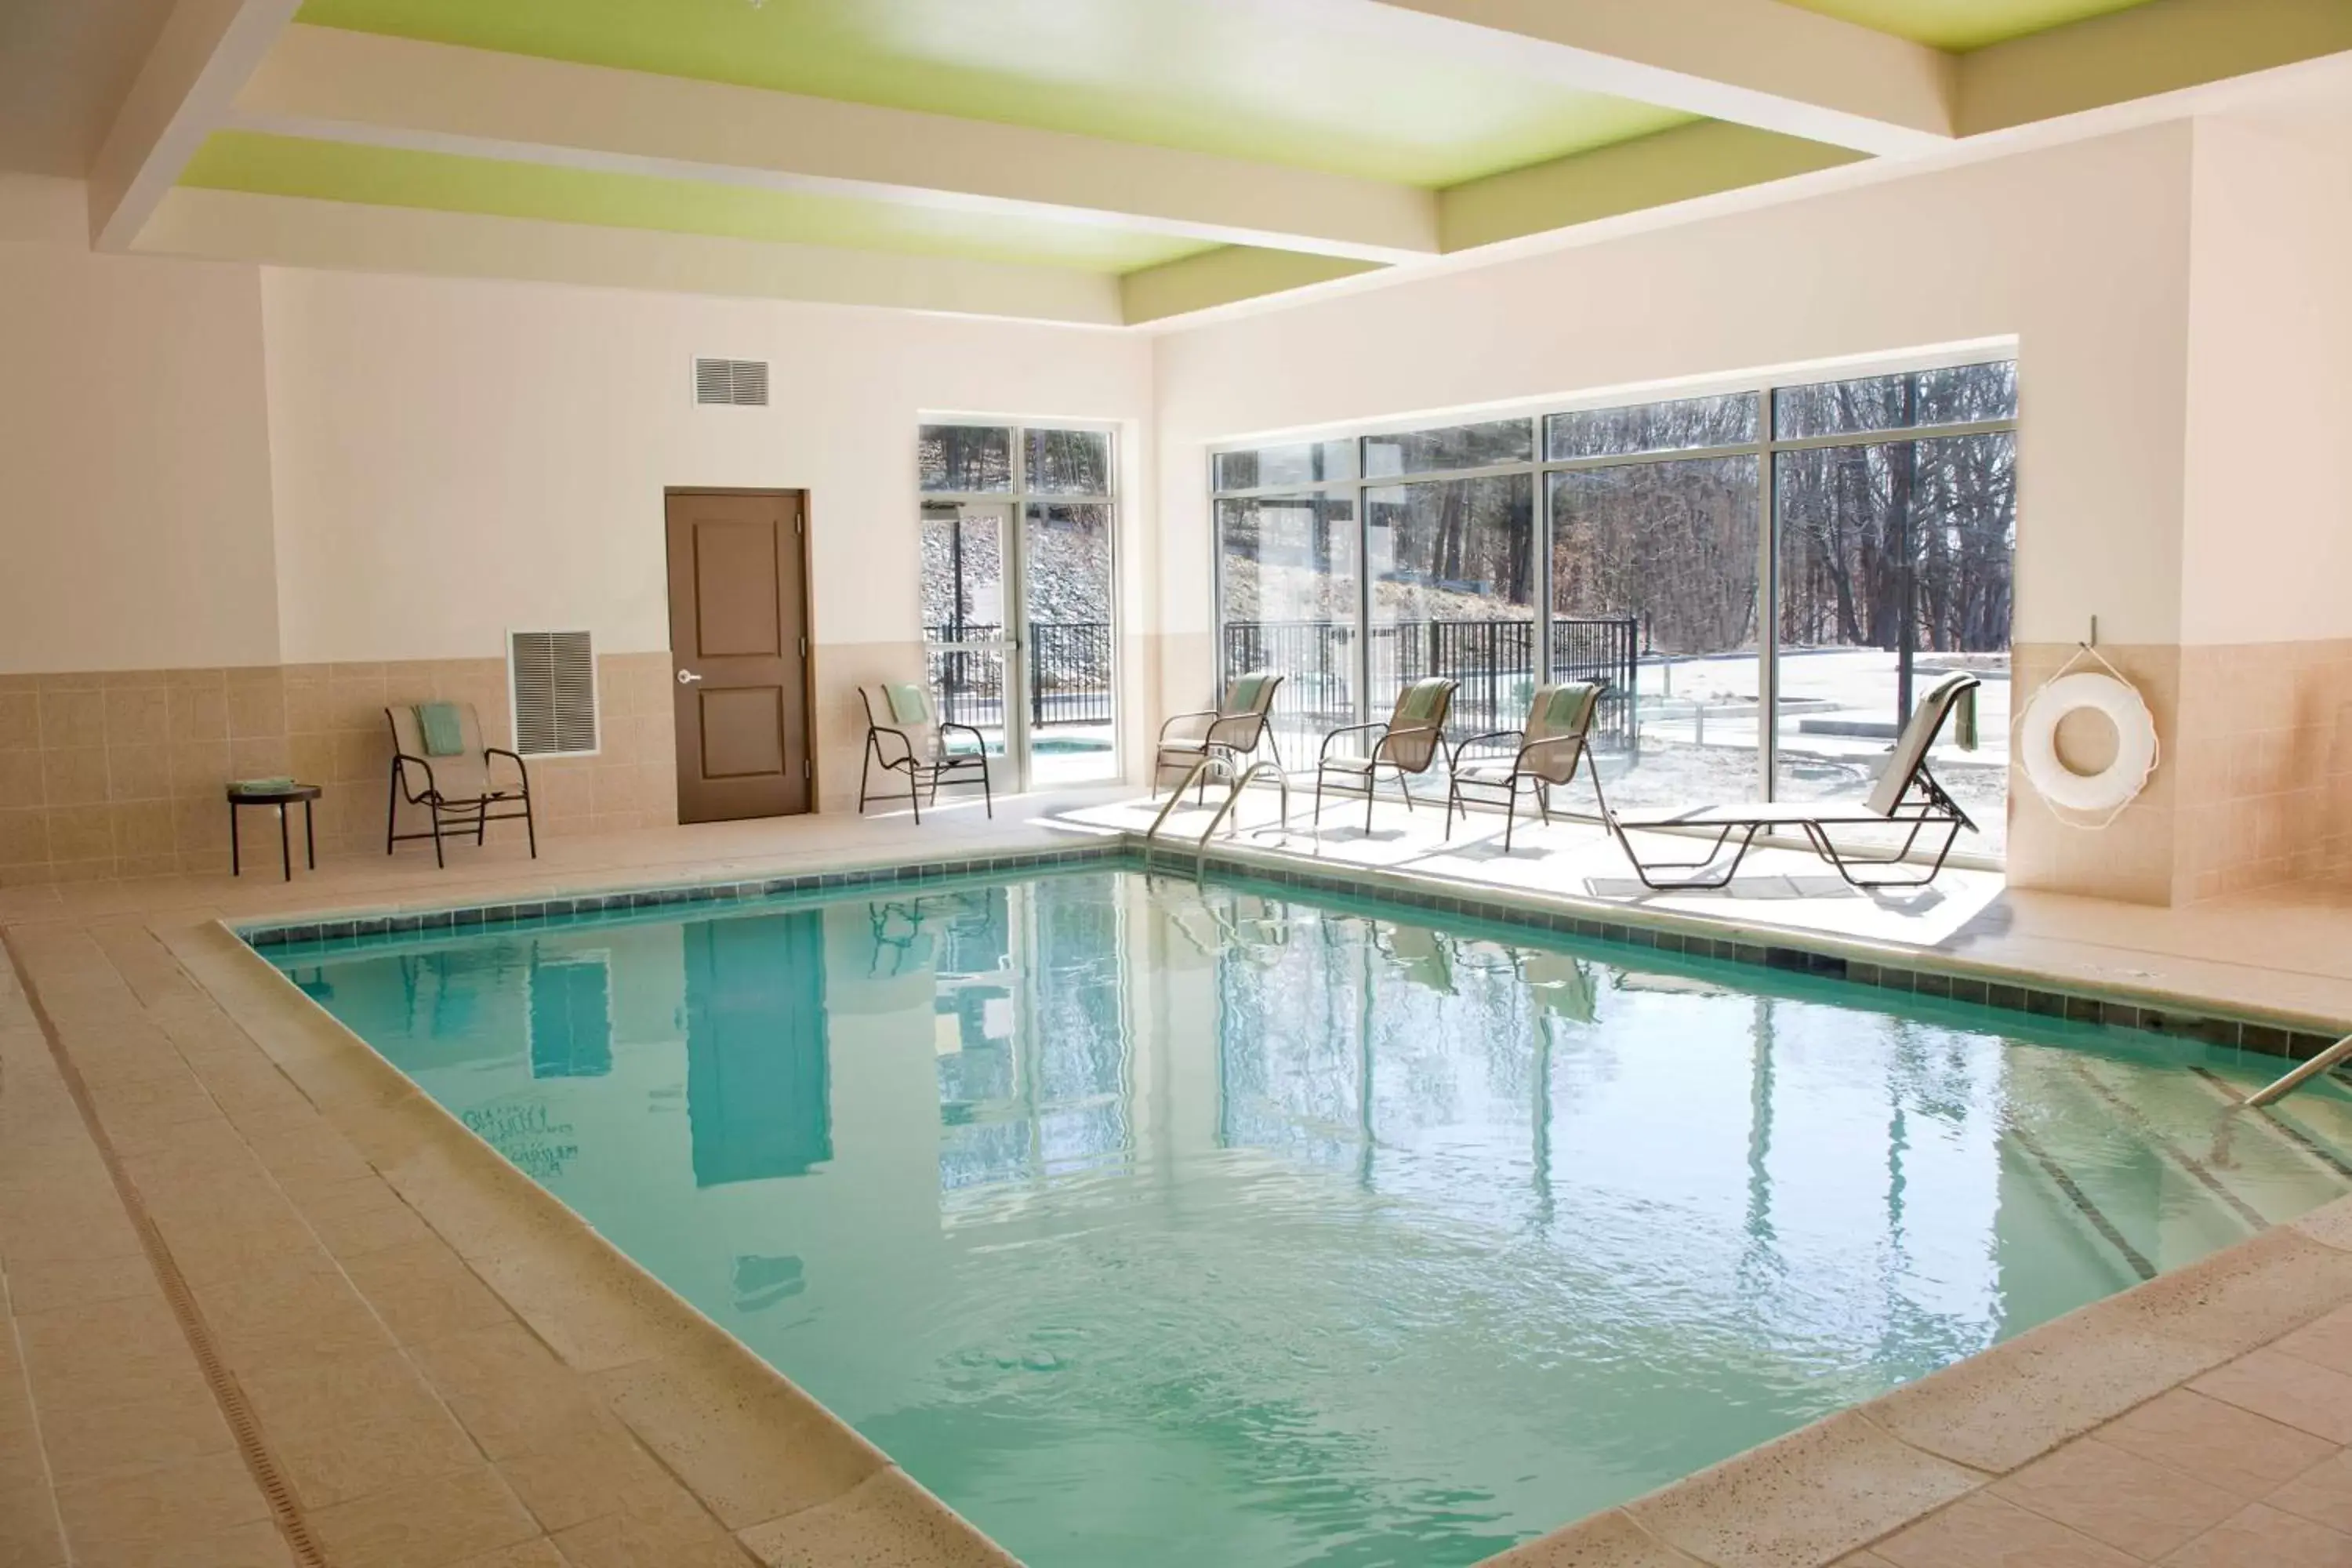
xmin=270 ymin=866 xmax=2352 ymax=1567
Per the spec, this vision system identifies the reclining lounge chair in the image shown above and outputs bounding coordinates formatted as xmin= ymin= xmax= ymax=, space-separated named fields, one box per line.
xmin=1444 ymin=681 xmax=1609 ymax=851
xmin=1155 ymin=670 xmax=1284 ymax=795
xmin=1606 ymin=672 xmax=1981 ymax=891
xmin=1313 ymin=677 xmax=1457 ymax=834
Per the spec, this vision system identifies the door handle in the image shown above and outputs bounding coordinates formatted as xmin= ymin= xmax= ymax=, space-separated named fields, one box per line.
xmin=677 ymin=670 xmax=703 ymax=684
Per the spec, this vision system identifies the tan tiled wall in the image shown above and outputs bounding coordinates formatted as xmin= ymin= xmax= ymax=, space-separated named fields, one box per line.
xmin=0 ymin=654 xmax=677 ymax=885
xmin=2009 ymin=639 xmax=2352 ymax=906
xmin=2176 ymin=640 xmax=2352 ymax=902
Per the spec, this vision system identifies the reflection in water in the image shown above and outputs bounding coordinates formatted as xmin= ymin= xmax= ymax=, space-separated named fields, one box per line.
xmin=923 ymin=883 xmax=1131 ymax=1196
xmin=685 ymin=911 xmax=832 ymax=1187
xmin=281 ymin=869 xmax=2352 ymax=1568
xmin=528 ymin=955 xmax=611 ymax=1079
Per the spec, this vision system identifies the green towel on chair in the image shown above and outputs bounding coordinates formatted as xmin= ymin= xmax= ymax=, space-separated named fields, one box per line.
xmin=415 ymin=702 xmax=466 ymax=757
xmin=884 ymin=682 xmax=933 ymax=725
xmin=1540 ymin=684 xmax=1595 ymax=730
xmin=1229 ymin=673 xmax=1267 ymax=713
xmin=1396 ymin=680 xmax=1446 ymax=724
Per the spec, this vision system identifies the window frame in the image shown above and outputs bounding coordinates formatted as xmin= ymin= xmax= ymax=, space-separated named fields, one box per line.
xmin=1207 ymin=354 xmax=2019 ymax=857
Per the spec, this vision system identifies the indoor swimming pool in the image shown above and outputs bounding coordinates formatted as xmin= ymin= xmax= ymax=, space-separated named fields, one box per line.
xmin=264 ymin=865 xmax=2352 ymax=1567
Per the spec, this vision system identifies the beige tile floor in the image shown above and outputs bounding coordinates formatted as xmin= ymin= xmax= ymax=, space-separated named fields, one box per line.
xmin=1 ymin=788 xmax=2350 ymax=1568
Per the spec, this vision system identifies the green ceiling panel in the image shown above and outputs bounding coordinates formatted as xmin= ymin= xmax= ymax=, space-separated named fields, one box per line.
xmin=1777 ymin=0 xmax=2160 ymax=50
xmin=180 ymin=131 xmax=1221 ymax=273
xmin=291 ymin=0 xmax=1694 ymax=187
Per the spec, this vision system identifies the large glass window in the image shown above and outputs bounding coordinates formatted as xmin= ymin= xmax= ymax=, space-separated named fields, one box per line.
xmin=1215 ymin=492 xmax=1359 ymax=764
xmin=1367 ymin=474 xmax=1535 ymax=739
xmin=1550 ymin=456 xmax=1759 ymax=809
xmin=1210 ymin=358 xmax=2018 ymax=859
xmin=1774 ymin=426 xmax=2016 ymax=840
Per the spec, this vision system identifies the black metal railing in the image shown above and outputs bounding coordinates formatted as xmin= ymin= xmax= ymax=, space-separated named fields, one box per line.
xmin=1219 ymin=616 xmax=1639 ymax=750
xmin=924 ymin=622 xmax=1115 ymax=730
xmin=920 ymin=614 xmax=1642 ymax=749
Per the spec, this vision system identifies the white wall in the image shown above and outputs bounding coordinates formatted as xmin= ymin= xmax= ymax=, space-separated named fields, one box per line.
xmin=2180 ymin=110 xmax=2352 ymax=646
xmin=1150 ymin=123 xmax=2201 ymax=659
xmin=0 ymin=175 xmax=280 ymax=673
xmin=260 ymin=267 xmax=1154 ymax=662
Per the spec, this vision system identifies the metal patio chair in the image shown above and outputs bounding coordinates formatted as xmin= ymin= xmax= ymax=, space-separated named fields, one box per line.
xmin=1312 ymin=677 xmax=1457 ymax=834
xmin=1154 ymin=670 xmax=1285 ymax=796
xmin=857 ymin=682 xmax=993 ymax=824
xmin=385 ymin=702 xmax=536 ymax=866
xmin=1443 ymin=681 xmax=1610 ymax=851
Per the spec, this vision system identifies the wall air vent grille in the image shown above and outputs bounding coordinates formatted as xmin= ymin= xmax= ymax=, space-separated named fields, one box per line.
xmin=694 ymin=357 xmax=769 ymax=407
xmin=509 ymin=630 xmax=599 ymax=757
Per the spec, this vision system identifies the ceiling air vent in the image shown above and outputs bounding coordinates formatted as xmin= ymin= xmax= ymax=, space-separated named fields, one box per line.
xmin=694 ymin=357 xmax=769 ymax=407
xmin=509 ymin=630 xmax=600 ymax=757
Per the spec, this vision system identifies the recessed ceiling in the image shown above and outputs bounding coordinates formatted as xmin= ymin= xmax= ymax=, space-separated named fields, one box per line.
xmin=1776 ymin=0 xmax=2161 ymax=52
xmin=289 ymin=0 xmax=1697 ymax=187
xmin=180 ymin=131 xmax=1223 ymax=274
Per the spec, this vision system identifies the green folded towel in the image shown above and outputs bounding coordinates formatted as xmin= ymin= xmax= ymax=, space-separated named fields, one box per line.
xmin=1540 ymin=684 xmax=1595 ymax=731
xmin=1954 ymin=684 xmax=1979 ymax=751
xmin=230 ymin=777 xmax=296 ymax=796
xmin=1229 ymin=673 xmax=1268 ymax=713
xmin=415 ymin=702 xmax=466 ymax=757
xmin=1396 ymin=679 xmax=1447 ymax=724
xmin=884 ymin=682 xmax=932 ymax=725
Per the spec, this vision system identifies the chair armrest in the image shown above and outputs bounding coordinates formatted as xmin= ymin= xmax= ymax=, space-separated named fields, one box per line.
xmin=866 ymin=723 xmax=915 ymax=767
xmin=1448 ymin=728 xmax=1523 ymax=771
xmin=1318 ymin=720 xmax=1388 ymax=761
xmin=391 ymin=751 xmax=437 ymax=803
xmin=939 ymin=722 xmax=989 ymax=757
xmin=485 ymin=746 xmax=532 ymax=793
xmin=1516 ymin=731 xmax=1588 ymax=765
xmin=1159 ymin=708 xmax=1218 ymax=745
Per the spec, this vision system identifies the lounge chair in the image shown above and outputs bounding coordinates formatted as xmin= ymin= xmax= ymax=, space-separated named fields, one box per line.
xmin=1606 ymin=671 xmax=1982 ymax=891
xmin=1155 ymin=670 xmax=1285 ymax=795
xmin=385 ymin=702 xmax=536 ymax=866
xmin=1312 ymin=677 xmax=1457 ymax=834
xmin=1444 ymin=681 xmax=1610 ymax=851
xmin=858 ymin=683 xmax=992 ymax=823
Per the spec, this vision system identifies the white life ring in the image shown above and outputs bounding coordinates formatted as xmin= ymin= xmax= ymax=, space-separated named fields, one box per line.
xmin=2019 ymin=670 xmax=2158 ymax=815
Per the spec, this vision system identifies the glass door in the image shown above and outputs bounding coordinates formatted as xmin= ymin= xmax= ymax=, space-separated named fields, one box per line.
xmin=920 ymin=501 xmax=1023 ymax=794
xmin=920 ymin=423 xmax=1123 ymax=794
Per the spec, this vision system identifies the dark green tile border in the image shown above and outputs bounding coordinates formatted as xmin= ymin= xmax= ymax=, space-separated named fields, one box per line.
xmin=234 ymin=844 xmax=1124 ymax=949
xmin=234 ymin=836 xmax=2348 ymax=1065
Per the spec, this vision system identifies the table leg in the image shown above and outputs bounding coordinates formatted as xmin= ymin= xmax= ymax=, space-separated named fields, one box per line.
xmin=230 ymin=804 xmax=241 ymax=877
xmin=278 ymin=804 xmax=292 ymax=883
xmin=305 ymin=799 xmax=317 ymax=869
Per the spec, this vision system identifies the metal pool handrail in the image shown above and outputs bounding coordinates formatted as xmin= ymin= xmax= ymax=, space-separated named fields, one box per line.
xmin=1143 ymin=757 xmax=1289 ymax=869
xmin=2245 ymin=1033 xmax=2352 ymax=1107
xmin=1144 ymin=755 xmax=1233 ymax=866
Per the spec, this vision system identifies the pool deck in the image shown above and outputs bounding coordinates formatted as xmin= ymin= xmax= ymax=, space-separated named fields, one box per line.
xmin=3 ymin=790 xmax=2351 ymax=1567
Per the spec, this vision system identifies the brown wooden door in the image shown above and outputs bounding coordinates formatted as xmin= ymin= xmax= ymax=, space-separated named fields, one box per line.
xmin=665 ymin=490 xmax=812 ymax=822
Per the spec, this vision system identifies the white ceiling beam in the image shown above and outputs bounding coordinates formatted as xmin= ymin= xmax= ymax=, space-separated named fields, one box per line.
xmin=227 ymin=26 xmax=1440 ymax=264
xmin=1327 ymin=0 xmax=1955 ymax=155
xmin=137 ymin=187 xmax=1126 ymax=325
xmin=87 ymin=0 xmax=300 ymax=250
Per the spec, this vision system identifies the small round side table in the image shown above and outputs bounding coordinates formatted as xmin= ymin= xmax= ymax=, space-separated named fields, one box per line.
xmin=226 ymin=783 xmax=323 ymax=881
